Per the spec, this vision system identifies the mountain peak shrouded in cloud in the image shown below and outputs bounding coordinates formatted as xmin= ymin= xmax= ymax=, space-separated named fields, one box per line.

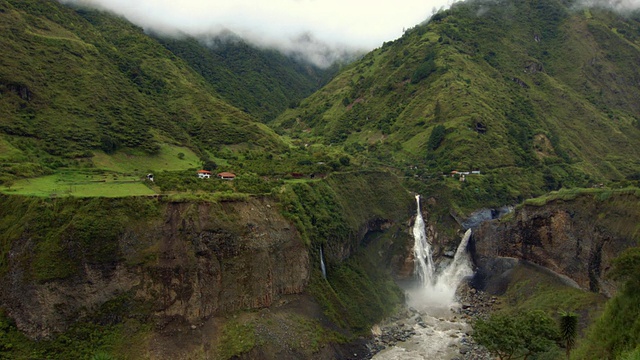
xmin=58 ymin=0 xmax=452 ymax=67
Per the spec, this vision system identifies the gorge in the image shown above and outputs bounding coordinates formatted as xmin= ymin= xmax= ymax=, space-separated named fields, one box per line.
xmin=1 ymin=0 xmax=640 ymax=358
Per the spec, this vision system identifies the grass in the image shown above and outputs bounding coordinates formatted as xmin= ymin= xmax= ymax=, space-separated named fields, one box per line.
xmin=0 ymin=170 xmax=156 ymax=197
xmin=522 ymin=187 xmax=640 ymax=207
xmin=91 ymin=144 xmax=202 ymax=173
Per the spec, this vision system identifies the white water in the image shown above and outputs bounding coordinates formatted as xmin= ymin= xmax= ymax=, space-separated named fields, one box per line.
xmin=320 ymin=246 xmax=327 ymax=279
xmin=412 ymin=195 xmax=435 ymax=286
xmin=408 ymin=195 xmax=473 ymax=311
xmin=372 ymin=195 xmax=475 ymax=360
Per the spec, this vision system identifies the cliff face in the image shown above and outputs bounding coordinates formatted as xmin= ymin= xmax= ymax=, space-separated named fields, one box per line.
xmin=472 ymin=191 xmax=640 ymax=296
xmin=0 ymin=172 xmax=416 ymax=359
xmin=1 ymin=197 xmax=309 ymax=339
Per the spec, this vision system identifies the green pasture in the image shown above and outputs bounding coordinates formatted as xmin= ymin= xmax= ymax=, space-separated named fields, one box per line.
xmin=0 ymin=171 xmax=156 ymax=197
xmin=92 ymin=144 xmax=201 ymax=174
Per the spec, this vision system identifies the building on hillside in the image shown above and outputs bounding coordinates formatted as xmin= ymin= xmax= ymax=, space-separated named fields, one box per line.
xmin=197 ymin=170 xmax=212 ymax=179
xmin=217 ymin=172 xmax=236 ymax=180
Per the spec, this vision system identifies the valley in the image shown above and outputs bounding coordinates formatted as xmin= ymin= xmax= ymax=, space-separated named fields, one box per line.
xmin=0 ymin=0 xmax=639 ymax=359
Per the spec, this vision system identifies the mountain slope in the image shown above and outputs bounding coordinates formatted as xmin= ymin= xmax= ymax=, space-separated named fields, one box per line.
xmin=274 ymin=0 xmax=640 ymax=204
xmin=156 ymin=34 xmax=337 ymax=123
xmin=0 ymin=0 xmax=285 ymax=182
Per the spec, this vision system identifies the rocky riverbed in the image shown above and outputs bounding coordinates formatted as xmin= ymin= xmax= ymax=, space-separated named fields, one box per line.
xmin=368 ymin=285 xmax=497 ymax=360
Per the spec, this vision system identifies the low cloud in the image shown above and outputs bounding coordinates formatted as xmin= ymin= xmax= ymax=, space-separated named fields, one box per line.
xmin=59 ymin=0 xmax=453 ymax=67
xmin=577 ymin=0 xmax=640 ymax=12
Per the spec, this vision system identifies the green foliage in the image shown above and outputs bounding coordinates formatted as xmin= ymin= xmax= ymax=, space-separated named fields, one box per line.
xmin=410 ymin=50 xmax=437 ymax=84
xmin=619 ymin=347 xmax=640 ymax=360
xmin=0 ymin=195 xmax=161 ymax=280
xmin=216 ymin=320 xmax=256 ymax=360
xmin=574 ymin=247 xmax=640 ymax=359
xmin=278 ymin=172 xmax=410 ymax=335
xmin=91 ymin=352 xmax=116 ymax=360
xmin=559 ymin=311 xmax=579 ymax=359
xmin=156 ymin=35 xmax=335 ymax=123
xmin=427 ymin=124 xmax=446 ymax=150
xmin=0 ymin=306 xmax=149 ymax=360
xmin=474 ymin=310 xmax=560 ymax=360
xmin=0 ymin=0 xmax=285 ymax=181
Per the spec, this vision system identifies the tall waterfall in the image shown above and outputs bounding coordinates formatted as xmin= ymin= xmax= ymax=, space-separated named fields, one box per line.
xmin=412 ymin=195 xmax=435 ymax=285
xmin=320 ymin=246 xmax=327 ymax=279
xmin=409 ymin=195 xmax=474 ymax=310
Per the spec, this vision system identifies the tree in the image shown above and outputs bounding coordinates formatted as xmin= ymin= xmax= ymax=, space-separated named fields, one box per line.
xmin=558 ymin=311 xmax=578 ymax=359
xmin=427 ymin=124 xmax=446 ymax=150
xmin=202 ymin=160 xmax=218 ymax=171
xmin=474 ymin=310 xmax=559 ymax=360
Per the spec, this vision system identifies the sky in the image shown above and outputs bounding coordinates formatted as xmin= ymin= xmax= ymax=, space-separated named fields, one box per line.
xmin=59 ymin=0 xmax=454 ymax=66
xmin=59 ymin=0 xmax=640 ymax=66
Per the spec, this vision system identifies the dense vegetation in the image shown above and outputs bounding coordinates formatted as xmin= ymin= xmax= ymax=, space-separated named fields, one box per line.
xmin=277 ymin=172 xmax=412 ymax=333
xmin=156 ymin=34 xmax=337 ymax=123
xmin=0 ymin=0 xmax=286 ymax=185
xmin=573 ymin=247 xmax=640 ymax=359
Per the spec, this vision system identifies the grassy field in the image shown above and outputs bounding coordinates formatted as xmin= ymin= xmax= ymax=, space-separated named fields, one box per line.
xmin=0 ymin=144 xmax=210 ymax=197
xmin=0 ymin=171 xmax=156 ymax=197
xmin=91 ymin=144 xmax=202 ymax=174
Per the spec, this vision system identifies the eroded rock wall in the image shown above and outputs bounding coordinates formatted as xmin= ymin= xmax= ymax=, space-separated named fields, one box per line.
xmin=472 ymin=192 xmax=640 ymax=296
xmin=1 ymin=197 xmax=309 ymax=339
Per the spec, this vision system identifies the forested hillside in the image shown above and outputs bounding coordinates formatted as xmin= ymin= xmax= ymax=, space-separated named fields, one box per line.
xmin=274 ymin=0 xmax=640 ymax=208
xmin=156 ymin=34 xmax=337 ymax=122
xmin=0 ymin=0 xmax=286 ymax=183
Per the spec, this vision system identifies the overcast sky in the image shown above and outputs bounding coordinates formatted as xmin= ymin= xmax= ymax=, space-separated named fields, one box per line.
xmin=60 ymin=0 xmax=454 ymax=65
xmin=59 ymin=0 xmax=640 ymax=66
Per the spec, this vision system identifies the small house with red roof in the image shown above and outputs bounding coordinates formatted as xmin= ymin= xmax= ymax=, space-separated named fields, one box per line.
xmin=197 ymin=170 xmax=212 ymax=179
xmin=217 ymin=172 xmax=236 ymax=180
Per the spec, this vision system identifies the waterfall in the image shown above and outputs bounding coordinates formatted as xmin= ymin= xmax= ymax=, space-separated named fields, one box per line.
xmin=320 ymin=246 xmax=327 ymax=279
xmin=412 ymin=195 xmax=435 ymax=285
xmin=409 ymin=195 xmax=474 ymax=310
xmin=371 ymin=198 xmax=476 ymax=359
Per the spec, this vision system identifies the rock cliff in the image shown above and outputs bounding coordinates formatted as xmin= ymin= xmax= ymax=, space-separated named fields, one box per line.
xmin=0 ymin=172 xmax=415 ymax=359
xmin=472 ymin=191 xmax=640 ymax=296
xmin=1 ymin=197 xmax=308 ymax=339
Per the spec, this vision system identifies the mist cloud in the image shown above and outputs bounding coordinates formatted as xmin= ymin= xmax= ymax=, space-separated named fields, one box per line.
xmin=577 ymin=0 xmax=640 ymax=12
xmin=59 ymin=0 xmax=453 ymax=67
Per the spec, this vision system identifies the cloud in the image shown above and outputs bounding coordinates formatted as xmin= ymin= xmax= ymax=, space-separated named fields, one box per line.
xmin=576 ymin=0 xmax=640 ymax=12
xmin=58 ymin=0 xmax=453 ymax=66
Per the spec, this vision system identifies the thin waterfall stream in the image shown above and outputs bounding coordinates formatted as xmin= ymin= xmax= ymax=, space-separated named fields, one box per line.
xmin=372 ymin=195 xmax=476 ymax=360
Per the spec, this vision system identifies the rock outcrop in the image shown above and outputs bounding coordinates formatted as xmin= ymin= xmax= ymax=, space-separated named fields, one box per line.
xmin=472 ymin=192 xmax=640 ymax=296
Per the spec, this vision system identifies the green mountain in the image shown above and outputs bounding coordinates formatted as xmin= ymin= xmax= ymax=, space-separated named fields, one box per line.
xmin=0 ymin=0 xmax=286 ymax=183
xmin=155 ymin=33 xmax=337 ymax=122
xmin=273 ymin=0 xmax=640 ymax=205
